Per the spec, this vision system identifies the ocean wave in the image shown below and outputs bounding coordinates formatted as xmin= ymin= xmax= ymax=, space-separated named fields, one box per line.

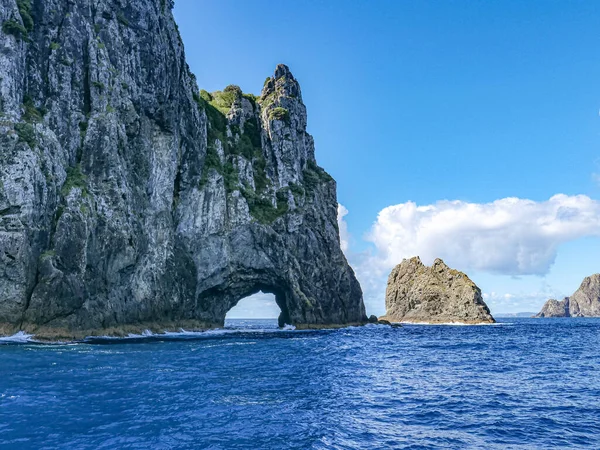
xmin=2 ymin=317 xmax=599 ymax=449
xmin=0 ymin=331 xmax=35 ymax=344
xmin=1 ymin=322 xmax=402 ymax=345
xmin=84 ymin=325 xmax=306 ymax=343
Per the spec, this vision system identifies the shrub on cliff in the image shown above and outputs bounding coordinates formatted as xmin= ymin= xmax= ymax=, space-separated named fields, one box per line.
xmin=269 ymin=107 xmax=289 ymax=123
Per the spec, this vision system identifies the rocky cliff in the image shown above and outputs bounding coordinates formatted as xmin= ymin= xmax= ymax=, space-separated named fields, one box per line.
xmin=535 ymin=274 xmax=600 ymax=318
xmin=0 ymin=0 xmax=365 ymax=339
xmin=380 ymin=257 xmax=495 ymax=324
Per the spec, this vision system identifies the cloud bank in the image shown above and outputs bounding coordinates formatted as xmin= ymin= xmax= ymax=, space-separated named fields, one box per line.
xmin=365 ymin=194 xmax=600 ymax=276
xmin=337 ymin=204 xmax=350 ymax=253
xmin=338 ymin=195 xmax=600 ymax=315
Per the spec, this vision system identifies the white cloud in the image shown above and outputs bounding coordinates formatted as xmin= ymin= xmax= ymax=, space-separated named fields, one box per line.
xmin=365 ymin=194 xmax=600 ymax=276
xmin=338 ymin=195 xmax=600 ymax=316
xmin=337 ymin=204 xmax=389 ymax=316
xmin=337 ymin=204 xmax=350 ymax=252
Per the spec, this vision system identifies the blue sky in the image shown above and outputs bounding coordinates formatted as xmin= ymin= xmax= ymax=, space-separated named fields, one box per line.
xmin=174 ymin=0 xmax=600 ymax=318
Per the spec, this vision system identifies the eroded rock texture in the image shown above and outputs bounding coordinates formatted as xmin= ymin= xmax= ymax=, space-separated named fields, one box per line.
xmin=0 ymin=0 xmax=365 ymax=338
xmin=380 ymin=257 xmax=495 ymax=324
xmin=535 ymin=274 xmax=600 ymax=318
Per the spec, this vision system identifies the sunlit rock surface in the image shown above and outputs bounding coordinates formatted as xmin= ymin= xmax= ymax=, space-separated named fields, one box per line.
xmin=0 ymin=0 xmax=365 ymax=339
xmin=380 ymin=257 xmax=495 ymax=324
xmin=535 ymin=274 xmax=600 ymax=318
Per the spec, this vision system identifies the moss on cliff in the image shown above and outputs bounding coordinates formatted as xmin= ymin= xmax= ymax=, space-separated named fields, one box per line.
xmin=269 ymin=107 xmax=289 ymax=123
xmin=23 ymin=95 xmax=44 ymax=122
xmin=289 ymin=182 xmax=305 ymax=202
xmin=2 ymin=19 xmax=28 ymax=40
xmin=223 ymin=161 xmax=238 ymax=192
xmin=209 ymin=85 xmax=242 ymax=114
xmin=303 ymin=160 xmax=333 ymax=195
xmin=15 ymin=123 xmax=36 ymax=147
xmin=2 ymin=0 xmax=34 ymax=40
xmin=194 ymin=85 xmax=297 ymax=223
xmin=241 ymin=186 xmax=289 ymax=224
xmin=61 ymin=165 xmax=88 ymax=197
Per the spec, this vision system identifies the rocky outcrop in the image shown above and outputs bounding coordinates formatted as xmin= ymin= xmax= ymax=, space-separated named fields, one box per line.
xmin=0 ymin=0 xmax=365 ymax=339
xmin=380 ymin=257 xmax=495 ymax=324
xmin=535 ymin=299 xmax=568 ymax=318
xmin=535 ymin=274 xmax=600 ymax=318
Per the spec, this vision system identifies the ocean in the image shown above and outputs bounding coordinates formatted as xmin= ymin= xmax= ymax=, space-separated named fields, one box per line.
xmin=1 ymin=318 xmax=599 ymax=449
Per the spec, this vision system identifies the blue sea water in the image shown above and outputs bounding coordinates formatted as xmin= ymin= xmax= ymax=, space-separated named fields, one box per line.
xmin=1 ymin=318 xmax=599 ymax=449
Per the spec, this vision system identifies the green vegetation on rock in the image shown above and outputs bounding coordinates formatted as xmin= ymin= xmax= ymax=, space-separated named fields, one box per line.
xmin=193 ymin=85 xmax=294 ymax=223
xmin=241 ymin=186 xmax=289 ymax=224
xmin=2 ymin=20 xmax=27 ymax=39
xmin=303 ymin=160 xmax=333 ymax=194
xmin=198 ymin=145 xmax=223 ymax=188
xmin=22 ymin=94 xmax=44 ymax=122
xmin=15 ymin=123 xmax=36 ymax=147
xmin=117 ymin=12 xmax=129 ymax=27
xmin=252 ymin=154 xmax=268 ymax=193
xmin=243 ymin=116 xmax=262 ymax=148
xmin=200 ymin=90 xmax=212 ymax=102
xmin=269 ymin=107 xmax=289 ymax=123
xmin=259 ymin=91 xmax=276 ymax=109
xmin=289 ymin=182 xmax=305 ymax=202
xmin=3 ymin=0 xmax=33 ymax=40
xmin=61 ymin=165 xmax=88 ymax=197
xmin=15 ymin=93 xmax=43 ymax=146
xmin=40 ymin=250 xmax=56 ymax=260
xmin=242 ymin=93 xmax=259 ymax=106
xmin=17 ymin=0 xmax=33 ymax=30
xmin=195 ymin=87 xmax=266 ymax=195
xmin=209 ymin=85 xmax=241 ymax=114
xmin=2 ymin=0 xmax=34 ymax=41
xmin=194 ymin=91 xmax=228 ymax=148
xmin=195 ymin=91 xmax=230 ymax=189
xmin=233 ymin=135 xmax=255 ymax=159
xmin=223 ymin=161 xmax=238 ymax=192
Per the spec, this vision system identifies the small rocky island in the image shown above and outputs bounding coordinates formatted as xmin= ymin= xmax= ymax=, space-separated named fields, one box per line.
xmin=535 ymin=274 xmax=600 ymax=318
xmin=379 ymin=257 xmax=495 ymax=324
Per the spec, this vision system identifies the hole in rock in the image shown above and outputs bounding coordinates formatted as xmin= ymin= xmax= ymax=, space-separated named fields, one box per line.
xmin=225 ymin=291 xmax=289 ymax=330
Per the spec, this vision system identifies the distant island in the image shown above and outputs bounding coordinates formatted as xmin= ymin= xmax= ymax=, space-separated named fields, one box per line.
xmin=535 ymin=274 xmax=600 ymax=318
xmin=379 ymin=257 xmax=495 ymax=324
xmin=494 ymin=312 xmax=537 ymax=318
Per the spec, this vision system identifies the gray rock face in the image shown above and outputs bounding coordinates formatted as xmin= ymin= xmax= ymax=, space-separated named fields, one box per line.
xmin=535 ymin=299 xmax=569 ymax=318
xmin=535 ymin=274 xmax=600 ymax=318
xmin=380 ymin=257 xmax=495 ymax=324
xmin=0 ymin=0 xmax=365 ymax=339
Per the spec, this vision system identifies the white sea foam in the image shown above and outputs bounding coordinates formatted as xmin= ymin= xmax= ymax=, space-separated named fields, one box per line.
xmin=119 ymin=329 xmax=151 ymax=338
xmin=87 ymin=325 xmax=305 ymax=342
xmin=4 ymin=322 xmax=394 ymax=345
xmin=0 ymin=331 xmax=34 ymax=343
xmin=399 ymin=321 xmax=510 ymax=326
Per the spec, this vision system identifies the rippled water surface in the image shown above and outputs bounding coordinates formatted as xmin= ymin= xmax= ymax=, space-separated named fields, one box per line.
xmin=1 ymin=318 xmax=599 ymax=449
